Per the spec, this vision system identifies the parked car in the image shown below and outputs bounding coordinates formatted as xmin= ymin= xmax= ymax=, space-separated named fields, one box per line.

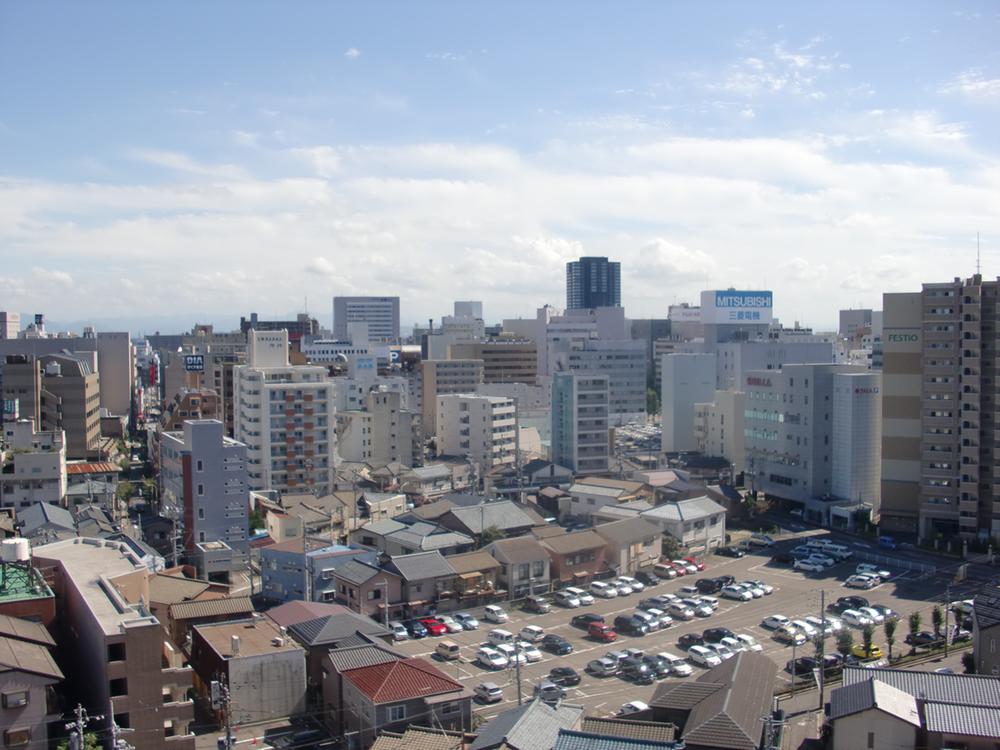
xmin=683 ymin=556 xmax=705 ymax=571
xmin=533 ymin=681 xmax=567 ymax=705
xmin=668 ymin=561 xmax=688 ymax=576
xmin=653 ymin=563 xmax=679 ymax=579
xmin=851 ymin=643 xmax=883 ymax=660
xmin=518 ymin=641 xmax=543 ymax=663
xmin=771 ymin=552 xmax=795 ymax=565
xmin=669 ymin=602 xmax=696 ymax=620
xmin=524 ymin=596 xmax=552 ymax=614
xmin=750 ymin=533 xmax=775 ymax=547
xmin=791 ymin=620 xmax=819 ymax=639
xmin=586 ymin=657 xmax=619 ymax=677
xmin=762 ymin=614 xmax=791 ymax=630
xmin=640 ymin=595 xmax=673 ymax=611
xmin=617 ymin=575 xmax=645 ymax=592
xmin=621 ymin=657 xmax=655 ymax=684
xmin=565 ymin=586 xmax=595 ymax=605
xmin=856 ymin=563 xmax=891 ymax=580
xmin=687 ymin=645 xmax=722 ymax=668
xmin=774 ymin=626 xmax=807 ymax=646
xmin=845 ymin=574 xmax=878 ymax=589
xmin=388 ymin=621 xmax=409 ymax=641
xmin=805 ymin=616 xmax=835 ymax=636
xmin=495 ymin=643 xmax=527 ymax=666
xmin=420 ymin=618 xmax=448 ymax=637
xmin=642 ymin=654 xmax=672 ymax=679
xmin=677 ymin=633 xmax=704 ymax=650
xmin=721 ymin=585 xmax=753 ymax=602
xmin=840 ymin=609 xmax=872 ymax=628
xmin=659 ymin=652 xmax=694 ymax=677
xmin=748 ymin=579 xmax=775 ymax=595
xmin=436 ymin=615 xmax=464 ymax=634
xmin=869 ymin=604 xmax=898 ymax=621
xmin=554 ymin=590 xmax=581 ymax=608
xmin=905 ymin=631 xmax=942 ymax=647
xmin=828 ymin=596 xmax=869 ymax=614
xmin=634 ymin=570 xmax=659 ymax=587
xmin=613 ymin=615 xmax=649 ymax=637
xmin=703 ymin=627 xmax=735 ymax=644
xmin=571 ymin=613 xmax=605 ymax=629
xmin=717 ymin=546 xmax=745 ymax=558
xmin=548 ymin=666 xmax=581 ymax=686
xmin=631 ymin=610 xmax=658 ymax=631
xmin=474 ymin=682 xmax=503 ymax=703
xmin=483 ymin=605 xmax=509 ymax=623
xmin=405 ymin=620 xmax=428 ymax=638
xmin=590 ymin=581 xmax=619 ymax=599
xmin=612 ymin=578 xmax=634 ymax=596
xmin=705 ymin=642 xmax=735 ymax=661
xmin=674 ymin=560 xmax=699 ymax=574
xmin=643 ymin=608 xmax=673 ymax=630
xmin=618 ymin=700 xmax=649 ymax=716
xmin=681 ymin=598 xmax=713 ymax=617
xmin=588 ymin=623 xmax=618 ymax=642
xmin=786 ymin=656 xmax=820 ymax=676
xmin=541 ymin=634 xmax=574 ymax=655
xmin=696 ymin=578 xmax=724 ymax=594
xmin=859 ymin=607 xmax=885 ymax=625
xmin=477 ymin=647 xmax=508 ymax=669
xmin=520 ymin=625 xmax=545 ymax=642
xmin=739 ymin=582 xmax=766 ymax=598
xmin=794 ymin=558 xmax=828 ymax=573
xmin=454 ymin=612 xmax=479 ymax=630
xmin=877 ymin=536 xmax=898 ymax=550
xmin=733 ymin=633 xmax=763 ymax=652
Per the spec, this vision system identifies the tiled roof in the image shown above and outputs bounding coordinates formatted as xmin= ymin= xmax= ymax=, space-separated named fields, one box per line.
xmin=408 ymin=500 xmax=455 ymax=521
xmin=66 ymin=462 xmax=119 ymax=474
xmin=642 ymin=495 xmax=725 ymax=523
xmin=324 ymin=643 xmax=403 ymax=672
xmin=593 ymin=518 xmax=661 ymax=546
xmin=386 ymin=551 xmax=455 ymax=581
xmin=342 ymin=657 xmax=462 ymax=704
xmin=531 ymin=525 xmax=569 ymax=539
xmin=650 ymin=682 xmax=724 ymax=711
xmin=574 ymin=477 xmax=645 ymax=493
xmin=149 ymin=574 xmax=212 ymax=604
xmin=923 ymin=702 xmax=1000 ymax=737
xmin=387 ymin=525 xmax=473 ymax=551
xmin=448 ymin=501 xmax=540 ymax=533
xmin=973 ymin=593 xmax=1000 ymax=631
xmin=554 ymin=730 xmax=678 ymax=750
xmin=829 ymin=679 xmax=920 ymax=725
xmin=20 ymin=502 xmax=76 ymax=532
xmin=0 ymin=635 xmax=62 ymax=680
xmin=471 ymin=698 xmax=584 ymax=750
xmin=579 ymin=718 xmax=676 ymax=743
xmin=409 ymin=464 xmax=452 ymax=481
xmin=335 ymin=559 xmax=384 ymax=586
xmin=841 ymin=666 xmax=1000 ymax=707
xmin=265 ymin=600 xmax=349 ymax=628
xmin=445 ymin=550 xmax=501 ymax=574
xmin=568 ymin=484 xmax=625 ymax=499
xmin=541 ymin=530 xmax=606 ymax=555
xmin=289 ymin=612 xmax=391 ymax=647
xmin=371 ymin=727 xmax=468 ymax=750
xmin=362 ymin=519 xmax=409 ymax=537
xmin=487 ymin=537 xmax=550 ymax=564
xmin=0 ymin=614 xmax=55 ymax=646
xmin=169 ymin=595 xmax=254 ymax=621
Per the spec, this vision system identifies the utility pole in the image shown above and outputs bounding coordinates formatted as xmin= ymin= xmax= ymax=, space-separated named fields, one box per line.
xmin=513 ymin=639 xmax=523 ymax=706
xmin=790 ymin=638 xmax=797 ymax=699
xmin=109 ymin=699 xmax=136 ymax=750
xmin=944 ymin=585 xmax=951 ymax=657
xmin=818 ymin=589 xmax=826 ymax=712
xmin=65 ymin=703 xmax=102 ymax=750
xmin=222 ymin=676 xmax=234 ymax=750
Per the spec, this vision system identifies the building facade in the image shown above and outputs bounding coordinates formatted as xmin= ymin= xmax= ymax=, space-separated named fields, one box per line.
xmin=419 ymin=359 xmax=484 ymax=435
xmin=449 ymin=338 xmax=538 ymax=385
xmin=566 ymin=256 xmax=621 ymax=309
xmin=0 ymin=420 xmax=66 ymax=510
xmin=661 ymin=354 xmax=716 ymax=453
xmin=693 ymin=390 xmax=745 ymax=474
xmin=435 ymin=394 xmax=516 ymax=474
xmin=333 ymin=296 xmax=401 ymax=343
xmin=551 ymin=372 xmax=609 ymax=475
xmin=553 ymin=339 xmax=646 ymax=424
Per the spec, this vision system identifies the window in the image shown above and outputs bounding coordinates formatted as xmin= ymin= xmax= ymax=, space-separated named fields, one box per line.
xmin=196 ymin=460 xmax=203 ymax=472
xmin=531 ymin=561 xmax=545 ymax=577
xmin=440 ymin=702 xmax=460 ymax=715
xmin=199 ymin=532 xmax=205 ymax=543
xmin=368 ymin=588 xmax=382 ymax=600
xmin=3 ymin=729 xmax=29 ymax=747
xmin=198 ymin=508 xmax=205 ymax=520
xmin=110 ymin=678 xmax=128 ymax=697
xmin=197 ymin=484 xmax=204 ymax=496
xmin=107 ymin=643 xmax=126 ymax=662
xmin=113 ymin=714 xmax=130 ymax=730
xmin=1 ymin=691 xmax=28 ymax=709
xmin=866 ymin=732 xmax=874 ymax=749
xmin=388 ymin=705 xmax=406 ymax=722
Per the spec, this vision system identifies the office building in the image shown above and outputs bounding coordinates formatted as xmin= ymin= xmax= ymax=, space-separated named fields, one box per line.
xmin=716 ymin=339 xmax=835 ymax=390
xmin=661 ymin=354 xmax=716 ymax=453
xmin=449 ymin=338 xmax=538 ymax=384
xmin=880 ymin=275 xmax=1000 ymax=541
xmin=0 ymin=312 xmax=19 ymax=340
xmin=566 ymin=256 xmax=621 ymax=309
xmin=667 ymin=303 xmax=703 ymax=341
xmin=234 ymin=330 xmax=337 ymax=494
xmin=831 ymin=372 xmax=882 ymax=508
xmin=839 ymin=308 xmax=873 ymax=339
xmin=333 ymin=296 xmax=400 ymax=343
xmin=453 ymin=301 xmax=483 ymax=320
xmin=436 ymin=394 xmax=516 ymax=473
xmin=160 ymin=419 xmax=249 ymax=575
xmin=553 ymin=338 xmax=646 ymax=424
xmin=240 ymin=312 xmax=319 ymax=343
xmin=0 ymin=420 xmax=66 ymax=510
xmin=699 ymin=289 xmax=773 ymax=347
xmin=629 ymin=318 xmax=671 ymax=381
xmin=693 ymin=390 xmax=746 ymax=473
xmin=419 ymin=359 xmax=484 ymax=435
xmin=552 ymin=372 xmax=609 ymax=475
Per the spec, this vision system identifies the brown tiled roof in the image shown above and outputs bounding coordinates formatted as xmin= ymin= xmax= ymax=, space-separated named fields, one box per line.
xmin=540 ymin=530 xmax=606 ymax=555
xmin=530 ymin=526 xmax=567 ymax=539
xmin=410 ymin=500 xmax=455 ymax=521
xmin=0 ymin=635 xmax=62 ymax=680
xmin=343 ymin=657 xmax=462 ymax=704
xmin=0 ymin=614 xmax=55 ymax=646
xmin=169 ymin=596 xmax=254 ymax=621
xmin=575 ymin=477 xmax=645 ymax=493
xmin=593 ymin=518 xmax=662 ymax=546
xmin=579 ymin=718 xmax=676 ymax=743
xmin=649 ymin=681 xmax=724 ymax=711
xmin=487 ymin=537 xmax=550 ymax=564
xmin=266 ymin=600 xmax=350 ymax=628
xmin=371 ymin=727 xmax=467 ymax=750
xmin=149 ymin=574 xmax=212 ymax=605
xmin=66 ymin=462 xmax=119 ymax=474
xmin=446 ymin=550 xmax=501 ymax=574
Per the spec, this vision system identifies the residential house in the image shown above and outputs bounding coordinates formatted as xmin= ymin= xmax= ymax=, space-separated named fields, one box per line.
xmin=489 ymin=459 xmax=574 ymax=495
xmin=383 ymin=552 xmax=457 ymax=618
xmin=594 ymin=517 xmax=663 ymax=576
xmin=538 ymin=530 xmax=608 ymax=587
xmin=829 ymin=666 xmax=1000 ymax=750
xmin=566 ymin=477 xmax=648 ymax=521
xmin=17 ymin=503 xmax=75 ymax=543
xmin=372 ymin=726 xmax=473 ymax=750
xmin=648 ymin=651 xmax=776 ymax=750
xmin=340 ymin=657 xmax=471 ymax=749
xmin=399 ymin=463 xmax=473 ymax=500
xmin=578 ymin=717 xmax=679 ymax=745
xmin=167 ymin=596 xmax=255 ymax=649
xmin=471 ymin=697 xmax=584 ymax=750
xmin=265 ymin=600 xmax=351 ymax=629
xmin=146 ymin=572 xmax=229 ymax=626
xmin=190 ymin=617 xmax=307 ymax=725
xmin=485 ymin=537 xmax=551 ymax=598
xmin=259 ymin=537 xmax=368 ymax=604
xmin=358 ymin=492 xmax=408 ymax=521
xmin=438 ymin=500 xmax=546 ymax=542
xmin=330 ymin=559 xmax=403 ymax=619
xmin=320 ymin=643 xmax=404 ymax=737
xmin=640 ymin=495 xmax=726 ymax=552
xmin=0 ymin=616 xmax=63 ymax=750
xmin=352 ymin=518 xmax=474 ymax=557
xmin=554 ymin=729 xmax=682 ymax=750
xmin=444 ymin=550 xmax=501 ymax=605
xmin=972 ymin=593 xmax=1000 ymax=677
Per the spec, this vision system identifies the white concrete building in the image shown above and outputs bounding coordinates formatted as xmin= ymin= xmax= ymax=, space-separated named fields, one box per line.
xmin=693 ymin=390 xmax=746 ymax=473
xmin=661 ymin=354 xmax=716 ymax=453
xmin=337 ymin=388 xmax=420 ymax=466
xmin=234 ymin=330 xmax=337 ymax=494
xmin=832 ymin=372 xmax=882 ymax=507
xmin=333 ymin=296 xmax=400 ymax=343
xmin=551 ymin=372 xmax=609 ymax=475
xmin=420 ymin=359 xmax=484 ymax=435
xmin=553 ymin=338 xmax=646 ymax=425
xmin=0 ymin=311 xmax=19 ymax=339
xmin=716 ymin=339 xmax=835 ymax=390
xmin=0 ymin=419 xmax=66 ymax=510
xmin=436 ymin=394 xmax=516 ymax=473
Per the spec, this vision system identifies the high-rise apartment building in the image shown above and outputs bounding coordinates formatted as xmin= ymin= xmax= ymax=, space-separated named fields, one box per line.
xmin=554 ymin=339 xmax=647 ymax=424
xmin=0 ymin=312 xmax=19 ymax=339
xmin=552 ymin=372 xmax=609 ymax=474
xmin=436 ymin=394 xmax=516 ymax=473
xmin=880 ymin=275 xmax=1000 ymax=540
xmin=419 ymin=359 xmax=484 ymax=435
xmin=566 ymin=256 xmax=621 ymax=309
xmin=337 ymin=388 xmax=421 ymax=467
xmin=234 ymin=330 xmax=337 ymax=493
xmin=0 ymin=419 xmax=67 ymax=509
xmin=333 ymin=296 xmax=400 ymax=343
xmin=693 ymin=390 xmax=746 ymax=473
xmin=160 ymin=419 xmax=249 ymax=571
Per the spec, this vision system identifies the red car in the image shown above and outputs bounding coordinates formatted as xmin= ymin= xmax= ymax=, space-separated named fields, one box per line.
xmin=588 ymin=623 xmax=618 ymax=643
xmin=420 ymin=618 xmax=448 ymax=636
xmin=684 ymin=556 xmax=706 ymax=572
xmin=669 ymin=562 xmax=688 ymax=576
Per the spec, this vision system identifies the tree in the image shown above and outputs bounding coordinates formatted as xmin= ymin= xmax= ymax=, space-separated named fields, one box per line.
xmin=115 ymin=479 xmax=134 ymax=504
xmin=140 ymin=476 xmax=159 ymax=503
xmin=478 ymin=525 xmax=504 ymax=549
xmin=646 ymin=387 xmax=660 ymax=416
xmin=57 ymin=733 xmax=99 ymax=750
xmin=962 ymin=652 xmax=976 ymax=674
xmin=908 ymin=611 xmax=922 ymax=654
xmin=836 ymin=630 xmax=854 ymax=659
xmin=661 ymin=535 xmax=681 ymax=561
xmin=861 ymin=624 xmax=876 ymax=658
xmin=249 ymin=508 xmax=265 ymax=530
xmin=931 ymin=605 xmax=944 ymax=637
xmin=884 ymin=618 xmax=897 ymax=661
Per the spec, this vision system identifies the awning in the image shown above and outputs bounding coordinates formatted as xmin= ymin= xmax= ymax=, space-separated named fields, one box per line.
xmin=458 ymin=572 xmax=481 ymax=580
xmin=572 ymin=571 xmax=590 ymax=579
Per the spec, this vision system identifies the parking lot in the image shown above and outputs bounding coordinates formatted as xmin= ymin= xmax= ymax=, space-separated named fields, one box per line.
xmin=390 ymin=530 xmax=979 ymax=722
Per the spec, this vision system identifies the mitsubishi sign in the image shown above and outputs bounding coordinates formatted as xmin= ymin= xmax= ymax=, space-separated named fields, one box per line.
xmin=701 ymin=289 xmax=773 ymax=325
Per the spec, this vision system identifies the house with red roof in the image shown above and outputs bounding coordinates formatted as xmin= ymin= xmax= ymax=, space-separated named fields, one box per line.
xmin=340 ymin=656 xmax=472 ymax=748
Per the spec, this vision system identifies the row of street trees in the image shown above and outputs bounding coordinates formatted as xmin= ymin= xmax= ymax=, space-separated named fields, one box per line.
xmin=818 ymin=605 xmax=951 ymax=666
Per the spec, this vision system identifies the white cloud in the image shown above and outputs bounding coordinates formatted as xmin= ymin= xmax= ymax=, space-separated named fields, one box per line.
xmin=31 ymin=267 xmax=73 ymax=289
xmin=129 ymin=149 xmax=247 ymax=180
xmin=426 ymin=51 xmax=465 ymax=62
xmin=780 ymin=257 xmax=828 ymax=282
xmin=344 ymin=48 xmax=361 ymax=59
xmin=940 ymin=70 xmax=1000 ymax=100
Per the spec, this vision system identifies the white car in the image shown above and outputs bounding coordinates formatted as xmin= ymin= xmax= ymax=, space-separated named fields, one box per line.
xmin=674 ymin=560 xmax=699 ymax=574
xmin=658 ymin=652 xmax=693 ymax=677
xmin=791 ymin=620 xmax=819 ymax=639
xmin=696 ymin=596 xmax=720 ymax=611
xmin=719 ymin=636 xmax=746 ymax=654
xmin=483 ymin=605 xmax=509 ymax=623
xmin=845 ymin=574 xmax=878 ymax=589
xmin=477 ymin=647 xmax=508 ymax=669
xmin=840 ymin=609 xmax=873 ymax=627
xmin=619 ymin=575 xmax=645 ymax=593
xmin=734 ymin=633 xmax=763 ymax=652
xmin=517 ymin=641 xmax=543 ymax=662
xmin=856 ymin=563 xmax=891 ymax=580
xmin=678 ymin=584 xmax=700 ymax=597
xmin=619 ymin=700 xmax=649 ymax=716
xmin=775 ymin=625 xmax=807 ymax=646
xmin=436 ymin=615 xmax=464 ymax=634
xmin=825 ymin=616 xmax=844 ymax=633
xmin=762 ymin=614 xmax=791 ymax=630
xmin=805 ymin=616 xmax=834 ymax=636
xmin=454 ymin=612 xmax=479 ymax=630
xmin=721 ymin=585 xmax=753 ymax=602
xmin=739 ymin=582 xmax=765 ymax=599
xmin=859 ymin=606 xmax=885 ymax=625
xmin=643 ymin=608 xmax=673 ymax=630
xmin=613 ymin=579 xmax=635 ymax=596
xmin=590 ymin=581 xmax=619 ymax=599
xmin=748 ymin=579 xmax=775 ymax=595
xmin=687 ymin=645 xmax=722 ymax=668
xmin=519 ymin=625 xmax=545 ymax=642
xmin=554 ymin=590 xmax=581 ymax=608
xmin=496 ymin=643 xmax=527 ymax=666
xmin=707 ymin=642 xmax=736 ymax=661
xmin=795 ymin=558 xmax=829 ymax=572
xmin=670 ymin=602 xmax=696 ymax=620
xmin=388 ymin=621 xmax=409 ymax=641
xmin=807 ymin=553 xmax=835 ymax=567
xmin=681 ymin=598 xmax=713 ymax=617
xmin=565 ymin=586 xmax=594 ymax=605
xmin=631 ymin=610 xmax=658 ymax=631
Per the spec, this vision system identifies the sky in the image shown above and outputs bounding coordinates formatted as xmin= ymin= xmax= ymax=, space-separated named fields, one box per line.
xmin=2 ymin=2 xmax=999 ymax=334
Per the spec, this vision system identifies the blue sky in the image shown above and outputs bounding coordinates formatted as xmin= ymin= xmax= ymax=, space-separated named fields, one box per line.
xmin=2 ymin=2 xmax=999 ymax=332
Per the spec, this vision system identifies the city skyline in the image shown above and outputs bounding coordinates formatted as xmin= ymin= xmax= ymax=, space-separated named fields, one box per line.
xmin=2 ymin=2 xmax=999 ymax=331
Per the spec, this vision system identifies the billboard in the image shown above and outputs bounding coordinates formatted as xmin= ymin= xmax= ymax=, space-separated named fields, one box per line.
xmin=701 ymin=290 xmax=773 ymax=325
xmin=183 ymin=354 xmax=205 ymax=372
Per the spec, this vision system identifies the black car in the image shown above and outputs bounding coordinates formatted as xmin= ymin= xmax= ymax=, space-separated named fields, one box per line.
xmin=716 ymin=574 xmax=736 ymax=587
xmin=405 ymin=620 xmax=428 ymax=638
xmin=571 ymin=613 xmax=605 ymax=629
xmin=642 ymin=654 xmax=671 ymax=678
xmin=828 ymin=596 xmax=869 ymax=614
xmin=613 ymin=615 xmax=649 ymax=637
xmin=634 ymin=570 xmax=659 ymax=587
xmin=716 ymin=546 xmax=745 ymax=558
xmin=905 ymin=631 xmax=942 ymax=647
xmin=620 ymin=657 xmax=655 ymax=684
xmin=548 ymin=666 xmax=581 ymax=686
xmin=678 ymin=633 xmax=704 ymax=650
xmin=696 ymin=578 xmax=723 ymax=594
xmin=702 ymin=627 xmax=735 ymax=644
xmin=770 ymin=552 xmax=795 ymax=566
xmin=786 ymin=656 xmax=819 ymax=676
xmin=542 ymin=634 xmax=574 ymax=655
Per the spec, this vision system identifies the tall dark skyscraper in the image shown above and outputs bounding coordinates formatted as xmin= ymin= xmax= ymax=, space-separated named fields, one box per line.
xmin=566 ymin=256 xmax=621 ymax=309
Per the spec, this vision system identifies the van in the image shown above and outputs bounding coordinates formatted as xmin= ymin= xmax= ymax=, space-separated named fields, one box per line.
xmin=435 ymin=640 xmax=461 ymax=661
xmin=654 ymin=563 xmax=678 ymax=579
xmin=524 ymin=595 xmax=552 ymax=613
xmin=823 ymin=544 xmax=852 ymax=561
xmin=488 ymin=628 xmax=515 ymax=647
xmin=590 ymin=581 xmax=618 ymax=599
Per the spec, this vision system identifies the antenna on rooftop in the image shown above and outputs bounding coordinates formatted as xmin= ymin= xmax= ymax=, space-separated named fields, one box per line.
xmin=977 ymin=232 xmax=981 ymax=276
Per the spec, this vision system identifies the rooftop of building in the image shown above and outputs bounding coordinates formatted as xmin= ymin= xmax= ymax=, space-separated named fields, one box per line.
xmin=195 ymin=616 xmax=304 ymax=659
xmin=341 ymin=656 xmax=463 ymax=704
xmin=471 ymin=697 xmax=584 ymax=750
xmin=0 ymin=559 xmax=55 ymax=605
xmin=0 ymin=614 xmax=54 ymax=646
xmin=0 ymin=634 xmax=63 ymax=681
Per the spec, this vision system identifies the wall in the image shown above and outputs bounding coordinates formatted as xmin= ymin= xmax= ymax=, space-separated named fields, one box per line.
xmin=229 ymin=649 xmax=307 ymax=724
xmin=832 ymin=710 xmax=916 ymax=750
xmin=661 ymin=354 xmax=715 ymax=453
